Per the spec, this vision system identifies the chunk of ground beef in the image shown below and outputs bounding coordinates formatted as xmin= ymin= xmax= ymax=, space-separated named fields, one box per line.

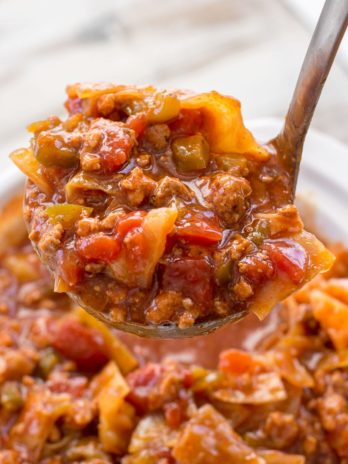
xmin=233 ymin=278 xmax=253 ymax=300
xmin=143 ymin=124 xmax=170 ymax=150
xmin=206 ymin=174 xmax=252 ymax=226
xmin=119 ymin=167 xmax=157 ymax=206
xmin=146 ymin=291 xmax=183 ymax=324
xmin=76 ymin=211 xmax=124 ymax=237
xmin=263 ymin=412 xmax=299 ymax=449
xmin=151 ymin=177 xmax=193 ymax=207
xmin=37 ymin=223 xmax=64 ymax=253
xmin=239 ymin=251 xmax=274 ymax=285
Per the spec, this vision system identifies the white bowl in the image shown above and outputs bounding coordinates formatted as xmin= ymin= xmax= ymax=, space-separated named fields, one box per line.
xmin=1 ymin=117 xmax=348 ymax=244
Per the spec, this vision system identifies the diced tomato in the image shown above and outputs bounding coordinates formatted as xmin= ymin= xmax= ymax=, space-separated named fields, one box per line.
xmin=127 ymin=363 xmax=163 ymax=389
xmin=48 ymin=376 xmax=87 ymax=397
xmin=162 ymin=258 xmax=213 ymax=306
xmin=164 ymin=401 xmax=184 ymax=428
xmin=169 ymin=109 xmax=203 ymax=136
xmin=116 ymin=211 xmax=147 ymax=241
xmin=126 ymin=364 xmax=163 ymax=413
xmin=48 ymin=318 xmax=109 ymax=371
xmin=90 ymin=119 xmax=134 ymax=172
xmin=65 ymin=97 xmax=83 ymax=114
xmin=175 ymin=219 xmax=222 ymax=245
xmin=58 ymin=248 xmax=83 ymax=286
xmin=264 ymin=240 xmax=308 ymax=284
xmin=77 ymin=233 xmax=121 ymax=262
xmin=126 ymin=112 xmax=147 ymax=137
xmin=123 ymin=229 xmax=148 ymax=271
xmin=219 ymin=349 xmax=257 ymax=376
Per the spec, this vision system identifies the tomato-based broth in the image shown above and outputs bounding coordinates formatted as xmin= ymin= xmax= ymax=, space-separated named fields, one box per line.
xmin=11 ymin=83 xmax=333 ymax=328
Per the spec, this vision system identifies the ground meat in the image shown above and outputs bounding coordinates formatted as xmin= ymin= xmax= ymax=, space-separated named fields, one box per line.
xmin=143 ymin=124 xmax=170 ymax=150
xmin=258 ymin=204 xmax=304 ymax=237
xmin=97 ymin=93 xmax=118 ymax=117
xmin=80 ymin=130 xmax=103 ymax=171
xmin=228 ymin=236 xmax=253 ymax=261
xmin=146 ymin=291 xmax=183 ymax=324
xmin=151 ymin=177 xmax=193 ymax=207
xmin=206 ymin=174 xmax=252 ymax=226
xmin=119 ymin=167 xmax=157 ymax=206
xmin=37 ymin=223 xmax=64 ymax=253
xmin=233 ymin=278 xmax=253 ymax=300
xmin=239 ymin=251 xmax=274 ymax=285
xmin=80 ymin=152 xmax=102 ymax=171
xmin=263 ymin=412 xmax=299 ymax=449
xmin=0 ymin=347 xmax=38 ymax=382
xmin=136 ymin=152 xmax=152 ymax=167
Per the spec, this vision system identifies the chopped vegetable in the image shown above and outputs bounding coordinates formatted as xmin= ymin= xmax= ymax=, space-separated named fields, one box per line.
xmin=175 ymin=217 xmax=222 ymax=245
xmin=213 ymin=371 xmax=287 ymax=405
xmin=110 ymin=207 xmax=177 ymax=288
xmin=46 ymin=204 xmax=93 ymax=228
xmin=9 ymin=387 xmax=70 ymax=462
xmin=34 ymin=133 xmax=79 ymax=168
xmin=311 ymin=289 xmax=348 ymax=350
xmin=148 ymin=92 xmax=180 ymax=123
xmin=218 ymin=349 xmax=258 ymax=376
xmin=77 ymin=233 xmax=121 ymax=262
xmin=10 ymin=148 xmax=52 ymax=195
xmin=1 ymin=381 xmax=24 ymax=412
xmin=258 ymin=450 xmax=305 ymax=464
xmin=172 ymin=405 xmax=262 ymax=464
xmin=3 ymin=253 xmax=40 ymax=282
xmin=215 ymin=153 xmax=248 ymax=173
xmin=48 ymin=317 xmax=109 ymax=370
xmin=172 ymin=134 xmax=209 ymax=171
xmin=57 ymin=248 xmax=83 ymax=286
xmin=75 ymin=307 xmax=138 ymax=374
xmin=65 ymin=171 xmax=120 ymax=201
xmin=181 ymin=91 xmax=269 ymax=160
xmin=36 ymin=348 xmax=60 ymax=379
xmin=250 ymin=232 xmax=335 ymax=319
xmin=92 ymin=362 xmax=135 ymax=454
xmin=264 ymin=240 xmax=308 ymax=284
xmin=128 ymin=414 xmax=178 ymax=455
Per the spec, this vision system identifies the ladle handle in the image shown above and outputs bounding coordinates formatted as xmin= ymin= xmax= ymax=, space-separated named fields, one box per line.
xmin=275 ymin=0 xmax=348 ymax=197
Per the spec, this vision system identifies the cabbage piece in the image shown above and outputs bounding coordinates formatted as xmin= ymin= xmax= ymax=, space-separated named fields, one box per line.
xmin=212 ymin=372 xmax=287 ymax=405
xmin=110 ymin=207 xmax=177 ymax=288
xmin=0 ymin=196 xmax=27 ymax=256
xmin=324 ymin=278 xmax=348 ymax=305
xmin=92 ymin=362 xmax=136 ymax=454
xmin=46 ymin=204 xmax=93 ymax=228
xmin=10 ymin=148 xmax=52 ymax=196
xmin=258 ymin=450 xmax=305 ymax=464
xmin=65 ymin=172 xmax=121 ymax=201
xmin=266 ymin=350 xmax=314 ymax=388
xmin=317 ymin=350 xmax=348 ymax=372
xmin=3 ymin=252 xmax=41 ymax=282
xmin=9 ymin=386 xmax=70 ymax=462
xmin=128 ymin=414 xmax=178 ymax=454
xmin=180 ymin=91 xmax=269 ymax=160
xmin=172 ymin=404 xmax=263 ymax=464
xmin=75 ymin=308 xmax=138 ymax=374
xmin=311 ymin=289 xmax=348 ymax=350
xmin=251 ymin=231 xmax=335 ymax=319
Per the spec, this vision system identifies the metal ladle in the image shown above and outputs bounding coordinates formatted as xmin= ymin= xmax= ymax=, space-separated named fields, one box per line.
xmin=80 ymin=0 xmax=348 ymax=338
